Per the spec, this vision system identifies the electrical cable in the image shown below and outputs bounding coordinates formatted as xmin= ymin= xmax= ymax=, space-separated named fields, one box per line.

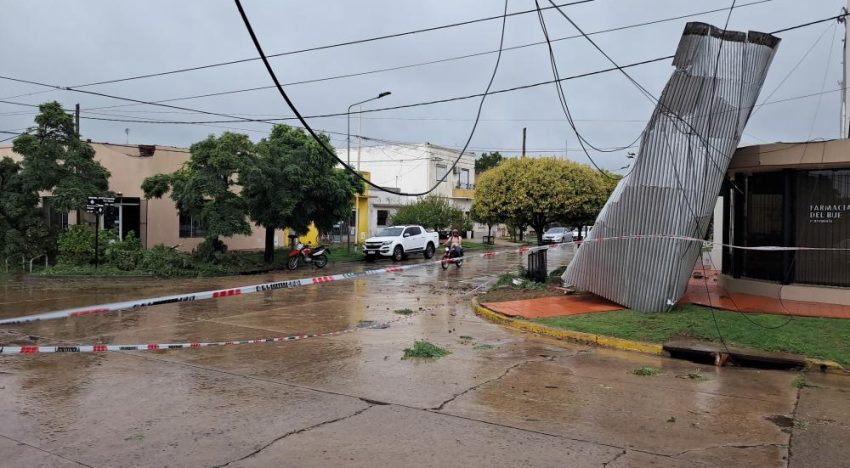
xmin=69 ymin=0 xmax=591 ymax=89
xmin=3 ymin=12 xmax=841 ymax=131
xmin=232 ymin=0 xmax=510 ymax=197
xmin=695 ymin=0 xmax=739 ymax=355
xmin=81 ymin=0 xmax=774 ymax=113
xmin=751 ymin=21 xmax=836 ymax=117
xmin=533 ymin=0 xmax=638 ymax=179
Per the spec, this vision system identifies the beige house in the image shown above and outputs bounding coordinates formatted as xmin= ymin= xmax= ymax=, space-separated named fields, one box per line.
xmin=0 ymin=141 xmax=283 ymax=252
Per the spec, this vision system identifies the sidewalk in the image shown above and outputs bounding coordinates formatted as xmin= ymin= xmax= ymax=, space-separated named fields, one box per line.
xmin=483 ymin=270 xmax=850 ymax=320
xmin=683 ymin=269 xmax=850 ymax=319
xmin=482 ymin=294 xmax=623 ymax=319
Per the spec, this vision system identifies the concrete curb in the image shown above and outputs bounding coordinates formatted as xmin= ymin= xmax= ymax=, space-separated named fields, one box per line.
xmin=472 ymin=299 xmax=849 ymax=374
xmin=804 ymin=357 xmax=847 ymax=374
xmin=471 ymin=298 xmax=664 ymax=355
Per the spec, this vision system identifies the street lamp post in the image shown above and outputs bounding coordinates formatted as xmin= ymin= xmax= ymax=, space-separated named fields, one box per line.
xmin=347 ymin=91 xmax=391 ymax=253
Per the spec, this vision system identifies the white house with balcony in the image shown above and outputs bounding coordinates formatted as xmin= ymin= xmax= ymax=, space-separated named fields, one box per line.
xmin=351 ymin=143 xmax=476 ymax=237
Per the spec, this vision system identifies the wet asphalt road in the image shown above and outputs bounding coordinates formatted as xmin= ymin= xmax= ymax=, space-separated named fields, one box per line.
xmin=0 ymin=248 xmax=848 ymax=467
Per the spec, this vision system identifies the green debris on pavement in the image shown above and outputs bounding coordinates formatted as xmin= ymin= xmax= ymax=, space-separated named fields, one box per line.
xmin=473 ymin=343 xmax=496 ymax=350
xmin=632 ymin=367 xmax=661 ymax=376
xmin=403 ymin=340 xmax=450 ymax=359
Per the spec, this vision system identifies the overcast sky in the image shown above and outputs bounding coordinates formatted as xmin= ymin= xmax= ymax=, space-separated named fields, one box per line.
xmin=0 ymin=0 xmax=845 ymax=171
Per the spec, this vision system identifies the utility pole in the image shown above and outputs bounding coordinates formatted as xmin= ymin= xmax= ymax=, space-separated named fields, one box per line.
xmin=522 ymin=127 xmax=527 ymax=158
xmin=841 ymin=5 xmax=849 ymax=138
xmin=75 ymin=103 xmax=80 ymax=137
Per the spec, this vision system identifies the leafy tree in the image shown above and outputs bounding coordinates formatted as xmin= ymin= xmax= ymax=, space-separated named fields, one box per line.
xmin=13 ymin=101 xmax=110 ymax=212
xmin=472 ymin=157 xmax=613 ymax=245
xmin=470 ymin=191 xmax=500 ymax=238
xmin=390 ymin=196 xmax=464 ymax=232
xmin=1 ymin=101 xmax=109 ymax=264
xmin=0 ymin=157 xmax=52 ymax=262
xmin=142 ymin=132 xmax=254 ymax=257
xmin=475 ymin=151 xmax=504 ymax=173
xmin=241 ymin=125 xmax=362 ymax=263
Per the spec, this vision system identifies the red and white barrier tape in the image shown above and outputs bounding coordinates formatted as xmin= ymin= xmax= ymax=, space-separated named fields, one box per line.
xmin=3 ymin=234 xmax=844 ymax=327
xmin=0 ymin=244 xmax=559 ymax=325
xmin=0 ymin=315 xmax=412 ymax=355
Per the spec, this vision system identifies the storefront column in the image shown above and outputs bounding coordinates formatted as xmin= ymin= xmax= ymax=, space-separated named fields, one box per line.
xmin=782 ymin=170 xmax=795 ymax=285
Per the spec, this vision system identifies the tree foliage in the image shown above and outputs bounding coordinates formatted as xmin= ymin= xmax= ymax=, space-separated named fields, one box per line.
xmin=390 ymin=196 xmax=464 ymax=231
xmin=12 ymin=101 xmax=110 ymax=212
xmin=0 ymin=157 xmax=52 ymax=261
xmin=1 ymin=101 xmax=109 ymax=264
xmin=475 ymin=151 xmax=503 ymax=173
xmin=471 ymin=157 xmax=615 ymax=244
xmin=241 ymin=125 xmax=362 ymax=263
xmin=142 ymin=132 xmax=254 ymax=256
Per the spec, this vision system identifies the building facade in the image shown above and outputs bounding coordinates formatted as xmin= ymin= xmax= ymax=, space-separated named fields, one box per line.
xmin=716 ymin=139 xmax=850 ymax=305
xmin=0 ymin=142 xmax=370 ymax=252
xmin=352 ymin=143 xmax=475 ymax=238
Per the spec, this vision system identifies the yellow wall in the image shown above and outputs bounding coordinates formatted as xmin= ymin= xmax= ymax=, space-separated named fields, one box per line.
xmin=282 ymin=225 xmax=320 ymax=248
xmin=285 ymin=171 xmax=371 ymax=247
xmin=356 ymin=171 xmax=371 ymax=245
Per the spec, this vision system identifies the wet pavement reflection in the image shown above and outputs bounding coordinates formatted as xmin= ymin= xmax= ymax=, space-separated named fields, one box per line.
xmin=0 ymin=248 xmax=847 ymax=467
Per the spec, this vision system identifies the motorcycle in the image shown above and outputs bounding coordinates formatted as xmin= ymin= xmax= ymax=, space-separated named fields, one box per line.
xmin=440 ymin=246 xmax=463 ymax=270
xmin=287 ymin=241 xmax=329 ymax=270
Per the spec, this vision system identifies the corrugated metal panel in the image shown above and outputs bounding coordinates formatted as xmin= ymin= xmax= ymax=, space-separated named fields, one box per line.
xmin=562 ymin=22 xmax=780 ymax=312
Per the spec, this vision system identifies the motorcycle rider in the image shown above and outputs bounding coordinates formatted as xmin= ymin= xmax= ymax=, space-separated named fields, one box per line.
xmin=444 ymin=229 xmax=463 ymax=258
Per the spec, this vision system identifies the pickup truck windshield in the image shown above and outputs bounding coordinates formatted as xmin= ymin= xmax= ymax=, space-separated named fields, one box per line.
xmin=377 ymin=227 xmax=404 ymax=237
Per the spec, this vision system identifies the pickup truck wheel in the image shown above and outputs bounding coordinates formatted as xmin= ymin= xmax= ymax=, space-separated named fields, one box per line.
xmin=392 ymin=246 xmax=404 ymax=262
xmin=423 ymin=243 xmax=435 ymax=259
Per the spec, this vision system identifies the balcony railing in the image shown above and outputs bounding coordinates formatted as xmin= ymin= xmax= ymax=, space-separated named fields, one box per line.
xmin=455 ymin=182 xmax=475 ymax=190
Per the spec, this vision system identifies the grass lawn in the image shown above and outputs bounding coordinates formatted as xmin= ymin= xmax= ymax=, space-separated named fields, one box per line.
xmin=535 ymin=304 xmax=850 ymax=366
xmin=325 ymin=247 xmax=366 ymax=263
xmin=461 ymin=241 xmax=495 ymax=251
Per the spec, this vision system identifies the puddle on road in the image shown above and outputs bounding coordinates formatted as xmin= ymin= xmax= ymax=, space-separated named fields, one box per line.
xmin=766 ymin=414 xmax=794 ymax=428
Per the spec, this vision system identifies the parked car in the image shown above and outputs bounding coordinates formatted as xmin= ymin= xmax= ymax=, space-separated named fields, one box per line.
xmin=363 ymin=225 xmax=439 ymax=262
xmin=542 ymin=227 xmax=573 ymax=244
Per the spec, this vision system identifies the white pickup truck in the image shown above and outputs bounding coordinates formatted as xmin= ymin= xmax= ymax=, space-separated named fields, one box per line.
xmin=363 ymin=225 xmax=439 ymax=262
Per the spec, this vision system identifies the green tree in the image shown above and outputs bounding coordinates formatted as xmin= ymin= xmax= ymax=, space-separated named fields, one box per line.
xmin=241 ymin=125 xmax=362 ymax=263
xmin=475 ymin=151 xmax=504 ymax=173
xmin=472 ymin=157 xmax=613 ymax=245
xmin=0 ymin=157 xmax=52 ymax=262
xmin=470 ymin=199 xmax=499 ymax=239
xmin=390 ymin=196 xmax=464 ymax=232
xmin=12 ymin=101 xmax=110 ymax=212
xmin=142 ymin=132 xmax=253 ymax=257
xmin=1 ymin=101 xmax=109 ymax=265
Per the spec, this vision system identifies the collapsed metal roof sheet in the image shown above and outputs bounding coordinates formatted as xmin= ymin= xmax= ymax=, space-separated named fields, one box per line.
xmin=562 ymin=22 xmax=780 ymax=312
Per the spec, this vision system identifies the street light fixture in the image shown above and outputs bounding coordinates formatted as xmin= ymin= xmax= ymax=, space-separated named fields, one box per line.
xmin=347 ymin=91 xmax=391 ymax=253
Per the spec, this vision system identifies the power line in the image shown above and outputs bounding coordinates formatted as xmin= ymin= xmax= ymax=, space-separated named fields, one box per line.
xmin=69 ymin=0 xmax=592 ymax=89
xmin=232 ymin=0 xmax=509 ymax=197
xmin=6 ymin=55 xmax=678 ymax=122
xmin=83 ymin=0 xmax=773 ymax=112
xmin=534 ymin=0 xmax=637 ymax=179
xmin=3 ymin=10 xmax=841 ymax=129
